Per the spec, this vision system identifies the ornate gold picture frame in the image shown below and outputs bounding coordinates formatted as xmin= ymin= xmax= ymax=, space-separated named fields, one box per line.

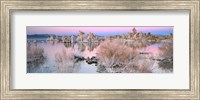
xmin=0 ymin=0 xmax=199 ymax=99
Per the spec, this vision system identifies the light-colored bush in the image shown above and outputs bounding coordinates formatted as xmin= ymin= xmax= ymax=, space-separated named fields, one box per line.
xmin=97 ymin=40 xmax=137 ymax=72
xmin=159 ymin=41 xmax=173 ymax=58
xmin=54 ymin=48 xmax=83 ymax=73
xmin=97 ymin=40 xmax=136 ymax=63
xmin=27 ymin=43 xmax=45 ymax=59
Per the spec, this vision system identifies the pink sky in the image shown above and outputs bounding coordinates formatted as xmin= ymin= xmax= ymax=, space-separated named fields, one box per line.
xmin=27 ymin=26 xmax=173 ymax=36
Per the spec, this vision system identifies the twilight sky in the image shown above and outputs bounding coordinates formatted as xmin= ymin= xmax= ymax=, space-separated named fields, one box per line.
xmin=27 ymin=26 xmax=173 ymax=36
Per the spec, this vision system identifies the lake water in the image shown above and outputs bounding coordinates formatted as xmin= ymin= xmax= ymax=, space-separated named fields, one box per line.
xmin=27 ymin=39 xmax=173 ymax=73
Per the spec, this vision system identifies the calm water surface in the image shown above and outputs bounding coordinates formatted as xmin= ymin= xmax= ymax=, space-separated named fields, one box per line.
xmin=27 ymin=39 xmax=169 ymax=73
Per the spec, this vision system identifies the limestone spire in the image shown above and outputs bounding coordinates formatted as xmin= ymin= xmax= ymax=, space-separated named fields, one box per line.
xmin=132 ymin=27 xmax=137 ymax=34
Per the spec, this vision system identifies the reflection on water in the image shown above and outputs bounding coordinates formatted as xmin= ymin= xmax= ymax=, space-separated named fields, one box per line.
xmin=27 ymin=39 xmax=173 ymax=73
xmin=27 ymin=40 xmax=99 ymax=73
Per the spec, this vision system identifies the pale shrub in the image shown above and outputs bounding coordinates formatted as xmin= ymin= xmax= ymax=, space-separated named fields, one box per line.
xmin=54 ymin=48 xmax=82 ymax=73
xmin=27 ymin=43 xmax=45 ymax=59
xmin=157 ymin=41 xmax=173 ymax=71
xmin=55 ymin=48 xmax=74 ymax=63
xmin=97 ymin=40 xmax=136 ymax=63
xmin=97 ymin=40 xmax=137 ymax=72
xmin=123 ymin=55 xmax=153 ymax=73
xmin=159 ymin=41 xmax=173 ymax=58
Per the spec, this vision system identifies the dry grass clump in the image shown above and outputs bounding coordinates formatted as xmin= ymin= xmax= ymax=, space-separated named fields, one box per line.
xmin=159 ymin=41 xmax=173 ymax=58
xmin=158 ymin=41 xmax=173 ymax=71
xmin=27 ymin=43 xmax=45 ymax=59
xmin=96 ymin=40 xmax=137 ymax=72
xmin=55 ymin=48 xmax=74 ymax=73
xmin=97 ymin=40 xmax=136 ymax=63
xmin=123 ymin=55 xmax=153 ymax=73
xmin=54 ymin=48 xmax=82 ymax=73
xmin=27 ymin=43 xmax=46 ymax=66
xmin=55 ymin=48 xmax=74 ymax=63
xmin=27 ymin=43 xmax=46 ymax=71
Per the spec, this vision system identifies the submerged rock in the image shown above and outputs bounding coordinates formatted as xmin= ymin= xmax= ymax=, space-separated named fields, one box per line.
xmin=96 ymin=64 xmax=107 ymax=73
xmin=158 ymin=57 xmax=173 ymax=69
xmin=74 ymin=55 xmax=85 ymax=63
xmin=112 ymin=63 xmax=124 ymax=68
xmin=139 ymin=52 xmax=150 ymax=55
xmin=86 ymin=56 xmax=98 ymax=65
xmin=152 ymin=58 xmax=163 ymax=61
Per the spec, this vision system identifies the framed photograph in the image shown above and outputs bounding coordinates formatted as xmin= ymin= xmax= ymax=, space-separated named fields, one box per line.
xmin=27 ymin=26 xmax=173 ymax=73
xmin=0 ymin=0 xmax=199 ymax=99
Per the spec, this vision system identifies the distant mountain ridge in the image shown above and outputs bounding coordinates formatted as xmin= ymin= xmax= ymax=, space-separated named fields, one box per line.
xmin=27 ymin=34 xmax=104 ymax=39
xmin=27 ymin=34 xmax=73 ymax=39
xmin=27 ymin=34 xmax=53 ymax=38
